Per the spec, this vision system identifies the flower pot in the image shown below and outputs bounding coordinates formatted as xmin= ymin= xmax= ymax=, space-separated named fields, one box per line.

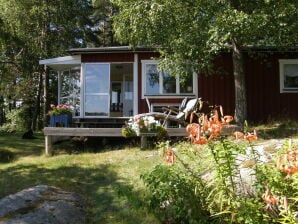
xmin=50 ymin=114 xmax=72 ymax=127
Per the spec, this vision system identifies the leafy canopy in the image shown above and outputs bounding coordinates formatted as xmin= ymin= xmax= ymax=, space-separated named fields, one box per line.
xmin=112 ymin=0 xmax=298 ymax=75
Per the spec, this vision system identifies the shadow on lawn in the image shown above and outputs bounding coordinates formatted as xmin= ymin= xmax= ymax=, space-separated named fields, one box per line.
xmin=0 ymin=163 xmax=157 ymax=224
xmin=256 ymin=124 xmax=298 ymax=139
xmin=0 ymin=132 xmax=44 ymax=157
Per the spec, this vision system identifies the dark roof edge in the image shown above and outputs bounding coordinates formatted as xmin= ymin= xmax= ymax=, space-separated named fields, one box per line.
xmin=68 ymin=46 xmax=158 ymax=54
xmin=68 ymin=45 xmax=298 ymax=55
xmin=242 ymin=45 xmax=298 ymax=52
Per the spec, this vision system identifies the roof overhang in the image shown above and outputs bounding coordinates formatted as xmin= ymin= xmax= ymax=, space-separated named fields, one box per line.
xmin=68 ymin=46 xmax=158 ymax=55
xmin=39 ymin=55 xmax=81 ymax=70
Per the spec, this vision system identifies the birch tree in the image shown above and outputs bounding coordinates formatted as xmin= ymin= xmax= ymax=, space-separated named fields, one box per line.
xmin=0 ymin=0 xmax=100 ymax=130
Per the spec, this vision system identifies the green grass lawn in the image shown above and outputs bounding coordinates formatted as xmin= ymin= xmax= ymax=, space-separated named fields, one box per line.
xmin=0 ymin=120 xmax=297 ymax=223
xmin=0 ymin=132 xmax=162 ymax=224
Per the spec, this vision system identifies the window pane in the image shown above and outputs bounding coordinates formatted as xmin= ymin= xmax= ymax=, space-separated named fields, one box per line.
xmin=85 ymin=64 xmax=109 ymax=93
xmin=61 ymin=69 xmax=80 ymax=97
xmin=163 ymin=73 xmax=176 ymax=94
xmin=60 ymin=68 xmax=81 ymax=116
xmin=61 ymin=97 xmax=80 ymax=116
xmin=284 ymin=64 xmax=298 ymax=88
xmin=146 ymin=64 xmax=159 ymax=94
xmin=85 ymin=95 xmax=109 ymax=116
xmin=180 ymin=75 xmax=193 ymax=93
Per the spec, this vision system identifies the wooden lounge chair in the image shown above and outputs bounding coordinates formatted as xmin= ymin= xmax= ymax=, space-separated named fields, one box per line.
xmin=138 ymin=98 xmax=202 ymax=127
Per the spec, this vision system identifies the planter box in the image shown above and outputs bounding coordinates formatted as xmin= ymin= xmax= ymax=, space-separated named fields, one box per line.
xmin=50 ymin=114 xmax=72 ymax=127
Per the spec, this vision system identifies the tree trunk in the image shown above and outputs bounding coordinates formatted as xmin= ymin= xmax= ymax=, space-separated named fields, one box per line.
xmin=43 ymin=66 xmax=49 ymax=128
xmin=31 ymin=70 xmax=43 ymax=131
xmin=232 ymin=39 xmax=247 ymax=125
xmin=0 ymin=96 xmax=4 ymax=125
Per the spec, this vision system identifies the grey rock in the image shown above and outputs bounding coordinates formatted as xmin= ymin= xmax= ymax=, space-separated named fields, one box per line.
xmin=0 ymin=185 xmax=85 ymax=224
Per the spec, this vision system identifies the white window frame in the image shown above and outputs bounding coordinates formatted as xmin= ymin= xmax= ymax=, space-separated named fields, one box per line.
xmin=279 ymin=59 xmax=298 ymax=93
xmin=58 ymin=66 xmax=81 ymax=117
xmin=141 ymin=60 xmax=197 ymax=98
xmin=82 ymin=63 xmax=111 ymax=118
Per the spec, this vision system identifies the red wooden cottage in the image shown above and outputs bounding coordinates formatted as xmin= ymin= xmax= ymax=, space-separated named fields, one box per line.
xmin=40 ymin=46 xmax=298 ymax=125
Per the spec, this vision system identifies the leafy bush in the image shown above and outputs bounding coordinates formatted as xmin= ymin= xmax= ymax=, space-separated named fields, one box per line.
xmin=141 ymin=164 xmax=211 ymax=224
xmin=141 ymin=104 xmax=298 ymax=223
xmin=0 ymin=108 xmax=29 ymax=132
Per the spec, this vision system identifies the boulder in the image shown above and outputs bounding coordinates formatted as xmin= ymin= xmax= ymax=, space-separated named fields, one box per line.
xmin=0 ymin=185 xmax=85 ymax=224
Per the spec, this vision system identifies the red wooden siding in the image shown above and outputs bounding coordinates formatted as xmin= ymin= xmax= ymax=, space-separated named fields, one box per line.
xmin=198 ymin=54 xmax=235 ymax=116
xmin=198 ymin=51 xmax=298 ymax=121
xmin=244 ymin=52 xmax=298 ymax=121
xmin=79 ymin=49 xmax=297 ymax=121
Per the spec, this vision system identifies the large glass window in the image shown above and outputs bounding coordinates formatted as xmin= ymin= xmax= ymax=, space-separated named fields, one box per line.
xmin=142 ymin=61 xmax=194 ymax=96
xmin=279 ymin=60 xmax=298 ymax=93
xmin=84 ymin=63 xmax=110 ymax=117
xmin=60 ymin=67 xmax=81 ymax=116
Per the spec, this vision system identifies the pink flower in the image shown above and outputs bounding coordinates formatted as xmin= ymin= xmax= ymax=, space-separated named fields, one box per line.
xmin=50 ymin=104 xmax=55 ymax=109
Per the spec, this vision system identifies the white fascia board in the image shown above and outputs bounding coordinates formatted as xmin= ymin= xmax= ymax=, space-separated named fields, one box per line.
xmin=39 ymin=55 xmax=81 ymax=70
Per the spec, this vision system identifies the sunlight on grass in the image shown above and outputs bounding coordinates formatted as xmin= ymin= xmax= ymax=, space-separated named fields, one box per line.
xmin=0 ymin=132 xmax=162 ymax=223
xmin=1 ymin=124 xmax=297 ymax=223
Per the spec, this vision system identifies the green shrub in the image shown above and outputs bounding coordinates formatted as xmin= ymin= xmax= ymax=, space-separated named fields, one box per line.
xmin=0 ymin=107 xmax=32 ymax=132
xmin=142 ymin=137 xmax=298 ymax=223
xmin=141 ymin=164 xmax=211 ymax=224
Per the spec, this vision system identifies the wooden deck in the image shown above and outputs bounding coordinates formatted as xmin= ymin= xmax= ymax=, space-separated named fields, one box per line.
xmin=43 ymin=127 xmax=188 ymax=155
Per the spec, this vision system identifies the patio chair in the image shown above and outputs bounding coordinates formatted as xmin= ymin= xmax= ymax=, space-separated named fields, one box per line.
xmin=138 ymin=97 xmax=202 ymax=127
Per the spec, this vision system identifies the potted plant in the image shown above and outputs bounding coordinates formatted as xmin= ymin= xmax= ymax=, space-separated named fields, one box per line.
xmin=49 ymin=104 xmax=72 ymax=127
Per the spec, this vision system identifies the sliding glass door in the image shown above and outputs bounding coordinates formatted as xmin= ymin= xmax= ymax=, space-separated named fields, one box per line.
xmin=84 ymin=63 xmax=110 ymax=117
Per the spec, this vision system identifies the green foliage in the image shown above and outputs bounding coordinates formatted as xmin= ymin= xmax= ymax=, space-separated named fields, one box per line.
xmin=112 ymin=0 xmax=298 ymax=123
xmin=121 ymin=125 xmax=136 ymax=138
xmin=141 ymin=164 xmax=211 ymax=224
xmin=0 ymin=0 xmax=101 ymax=130
xmin=113 ymin=0 xmax=298 ymax=75
xmin=0 ymin=108 xmax=30 ymax=132
xmin=255 ymin=140 xmax=298 ymax=223
xmin=141 ymin=138 xmax=298 ymax=223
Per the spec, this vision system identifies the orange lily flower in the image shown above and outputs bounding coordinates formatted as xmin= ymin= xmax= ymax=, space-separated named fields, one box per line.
xmin=165 ymin=150 xmax=175 ymax=165
xmin=208 ymin=123 xmax=222 ymax=139
xmin=244 ymin=130 xmax=258 ymax=142
xmin=193 ymin=136 xmax=208 ymax=145
xmin=222 ymin=115 xmax=233 ymax=125
xmin=234 ymin=131 xmax=244 ymax=139
xmin=277 ymin=146 xmax=298 ymax=176
xmin=280 ymin=165 xmax=298 ymax=176
xmin=186 ymin=123 xmax=201 ymax=143
xmin=262 ymin=189 xmax=278 ymax=205
xmin=286 ymin=150 xmax=298 ymax=162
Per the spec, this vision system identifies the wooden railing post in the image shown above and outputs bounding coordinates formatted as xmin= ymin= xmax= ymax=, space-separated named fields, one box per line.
xmin=45 ymin=135 xmax=52 ymax=156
